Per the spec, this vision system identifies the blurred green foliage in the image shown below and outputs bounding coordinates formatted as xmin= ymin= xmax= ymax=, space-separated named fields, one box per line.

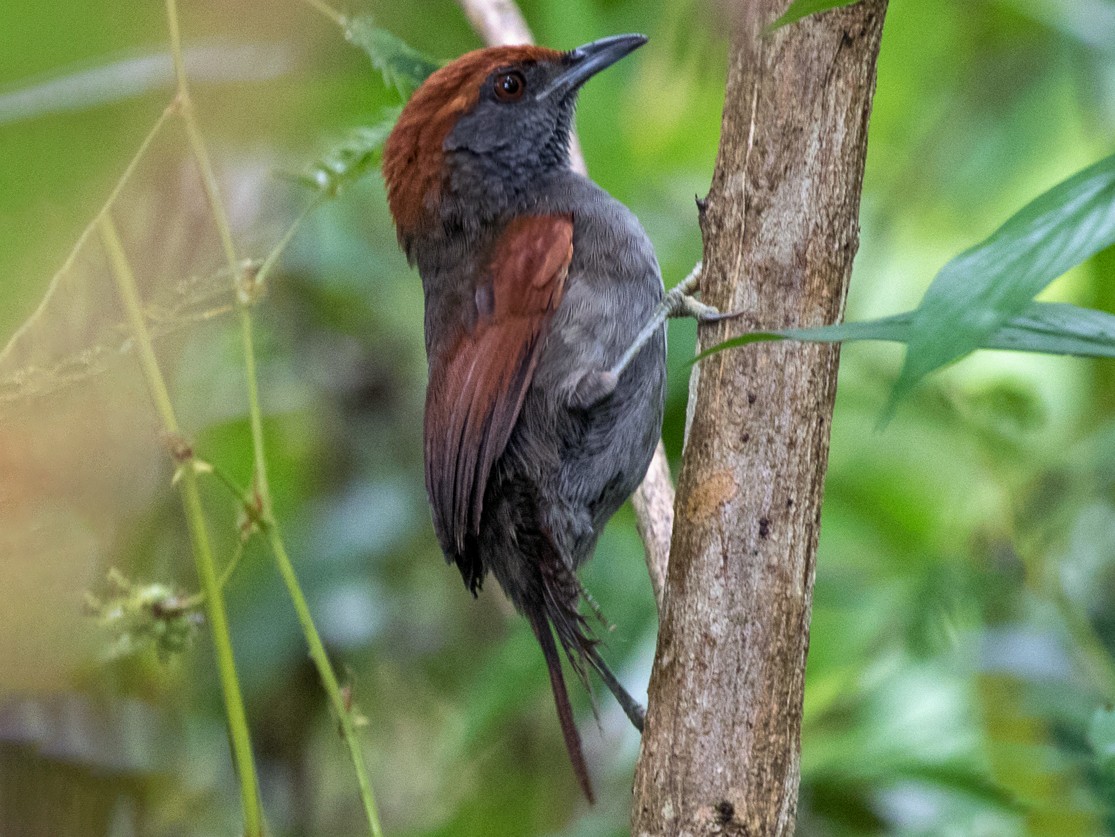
xmin=2 ymin=0 xmax=1115 ymax=835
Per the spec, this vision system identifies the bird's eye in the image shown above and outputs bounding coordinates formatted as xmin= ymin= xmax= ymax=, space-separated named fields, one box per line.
xmin=494 ymin=71 xmax=526 ymax=102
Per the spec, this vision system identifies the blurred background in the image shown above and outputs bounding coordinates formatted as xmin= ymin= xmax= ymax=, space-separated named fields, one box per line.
xmin=2 ymin=0 xmax=1115 ymax=834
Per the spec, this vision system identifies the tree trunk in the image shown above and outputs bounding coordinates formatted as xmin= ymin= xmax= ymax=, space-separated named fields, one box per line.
xmin=630 ymin=2 xmax=887 ymax=835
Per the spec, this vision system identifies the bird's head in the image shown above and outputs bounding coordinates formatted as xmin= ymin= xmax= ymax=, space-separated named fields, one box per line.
xmin=382 ymin=34 xmax=647 ymax=255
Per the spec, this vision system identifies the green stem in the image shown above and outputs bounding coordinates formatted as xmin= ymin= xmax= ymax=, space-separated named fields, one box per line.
xmin=181 ymin=538 xmax=246 ymax=612
xmin=165 ymin=0 xmax=240 ymax=273
xmin=240 ymin=308 xmax=272 ymax=504
xmin=1050 ymin=586 xmax=1115 ymax=703
xmin=265 ymin=525 xmax=385 ymax=836
xmin=255 ymin=196 xmax=321 ymax=290
xmin=240 ymin=286 xmax=384 ymax=836
xmin=98 ymin=214 xmax=263 ymax=835
xmin=218 ymin=539 xmax=249 ymax=592
xmin=4 ymin=107 xmax=172 ymax=365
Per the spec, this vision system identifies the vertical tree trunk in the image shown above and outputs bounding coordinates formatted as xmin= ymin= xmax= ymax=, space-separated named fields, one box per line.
xmin=631 ymin=2 xmax=887 ymax=835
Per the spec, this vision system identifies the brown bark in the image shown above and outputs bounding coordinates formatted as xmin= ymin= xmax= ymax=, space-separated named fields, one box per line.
xmin=631 ymin=2 xmax=887 ymax=835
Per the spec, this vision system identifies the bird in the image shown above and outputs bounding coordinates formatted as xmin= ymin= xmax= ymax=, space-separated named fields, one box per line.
xmin=382 ymin=34 xmax=690 ymax=801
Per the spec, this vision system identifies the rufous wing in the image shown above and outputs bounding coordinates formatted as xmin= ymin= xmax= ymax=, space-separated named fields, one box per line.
xmin=424 ymin=214 xmax=573 ymax=585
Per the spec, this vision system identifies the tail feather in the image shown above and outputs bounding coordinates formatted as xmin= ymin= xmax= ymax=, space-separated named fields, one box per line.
xmin=583 ymin=644 xmax=645 ymax=732
xmin=538 ymin=538 xmax=647 ymax=733
xmin=521 ymin=528 xmax=647 ymax=802
xmin=525 ymin=604 xmax=595 ymax=804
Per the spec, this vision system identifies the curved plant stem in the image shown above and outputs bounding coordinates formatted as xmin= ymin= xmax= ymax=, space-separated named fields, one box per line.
xmin=265 ymin=523 xmax=384 ymax=836
xmin=1053 ymin=586 xmax=1115 ymax=701
xmin=240 ymin=297 xmax=385 ymax=836
xmin=98 ymin=213 xmax=263 ymax=835
xmin=234 ymin=198 xmax=384 ymax=834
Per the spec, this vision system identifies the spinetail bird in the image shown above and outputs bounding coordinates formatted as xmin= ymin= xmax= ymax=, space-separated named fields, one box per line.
xmin=383 ymin=34 xmax=722 ymax=800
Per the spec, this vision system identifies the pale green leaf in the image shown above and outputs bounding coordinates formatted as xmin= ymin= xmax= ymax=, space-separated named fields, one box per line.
xmin=292 ymin=111 xmax=399 ymax=197
xmin=891 ymin=153 xmax=1115 ymax=405
xmin=696 ymin=301 xmax=1115 ymax=361
xmin=767 ymin=0 xmax=863 ymax=32
xmin=344 ymin=16 xmax=441 ymax=99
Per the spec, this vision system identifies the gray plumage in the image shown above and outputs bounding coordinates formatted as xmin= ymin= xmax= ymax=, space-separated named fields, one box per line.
xmin=383 ymin=35 xmax=662 ymax=800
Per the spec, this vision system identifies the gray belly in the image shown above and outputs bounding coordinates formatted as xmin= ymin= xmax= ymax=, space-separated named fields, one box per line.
xmin=500 ymin=271 xmax=666 ymax=568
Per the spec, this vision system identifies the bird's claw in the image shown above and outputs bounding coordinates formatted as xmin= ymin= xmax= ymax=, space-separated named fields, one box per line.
xmin=666 ymin=292 xmax=743 ymax=323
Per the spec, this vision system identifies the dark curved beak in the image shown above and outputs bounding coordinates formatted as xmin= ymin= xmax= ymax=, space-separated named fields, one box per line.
xmin=535 ymin=33 xmax=648 ymax=100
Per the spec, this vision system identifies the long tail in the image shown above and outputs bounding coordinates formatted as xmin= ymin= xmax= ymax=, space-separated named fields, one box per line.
xmin=524 ymin=603 xmax=595 ymax=803
xmin=583 ymin=645 xmax=645 ymax=732
xmin=537 ymin=538 xmax=647 ymax=733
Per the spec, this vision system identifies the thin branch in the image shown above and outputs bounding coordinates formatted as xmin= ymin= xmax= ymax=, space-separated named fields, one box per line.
xmin=263 ymin=523 xmax=385 ymax=836
xmin=300 ymin=0 xmax=347 ymax=27
xmin=99 ymin=212 xmax=263 ymax=835
xmin=0 ymin=105 xmax=172 ymax=369
xmin=632 ymin=441 xmax=673 ymax=610
xmin=456 ymin=0 xmax=671 ymax=607
xmin=255 ymin=195 xmax=323 ymax=290
xmin=457 ymin=0 xmax=534 ymax=45
xmin=165 ymin=0 xmax=239 ymax=273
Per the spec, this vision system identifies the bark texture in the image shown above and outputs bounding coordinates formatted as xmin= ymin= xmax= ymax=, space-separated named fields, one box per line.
xmin=631 ymin=3 xmax=887 ymax=835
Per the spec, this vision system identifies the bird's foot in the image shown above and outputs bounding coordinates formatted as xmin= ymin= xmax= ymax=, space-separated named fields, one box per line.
xmin=608 ymin=262 xmax=741 ymax=381
xmin=662 ymin=263 xmax=743 ymax=323
xmin=665 ymin=290 xmax=741 ymax=323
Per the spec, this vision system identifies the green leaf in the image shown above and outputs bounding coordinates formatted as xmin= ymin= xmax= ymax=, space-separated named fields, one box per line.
xmin=344 ymin=16 xmax=441 ymax=100
xmin=767 ymin=0 xmax=863 ymax=32
xmin=696 ymin=301 xmax=1115 ymax=362
xmin=891 ymin=153 xmax=1115 ymax=406
xmin=1088 ymin=705 xmax=1115 ymax=772
xmin=291 ymin=111 xmax=399 ymax=197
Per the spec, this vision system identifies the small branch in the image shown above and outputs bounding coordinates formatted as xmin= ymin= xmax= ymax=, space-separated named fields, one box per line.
xmin=98 ymin=212 xmax=263 ymax=835
xmin=165 ymin=0 xmax=239 ymax=274
xmin=180 ymin=539 xmax=247 ymax=611
xmin=457 ymin=0 xmax=533 ymax=45
xmin=254 ymin=195 xmax=322 ymax=291
xmin=299 ymin=0 xmax=347 ymax=27
xmin=456 ymin=0 xmax=669 ymax=598
xmin=632 ymin=441 xmax=673 ymax=610
xmin=263 ymin=524 xmax=385 ymax=836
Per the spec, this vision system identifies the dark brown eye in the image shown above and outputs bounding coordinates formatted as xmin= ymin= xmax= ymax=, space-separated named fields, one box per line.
xmin=494 ymin=71 xmax=526 ymax=102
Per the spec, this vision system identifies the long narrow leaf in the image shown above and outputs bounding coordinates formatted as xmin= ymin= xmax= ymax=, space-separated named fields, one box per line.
xmin=697 ymin=301 xmax=1115 ymax=361
xmin=767 ymin=0 xmax=863 ymax=32
xmin=892 ymin=153 xmax=1115 ymax=403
